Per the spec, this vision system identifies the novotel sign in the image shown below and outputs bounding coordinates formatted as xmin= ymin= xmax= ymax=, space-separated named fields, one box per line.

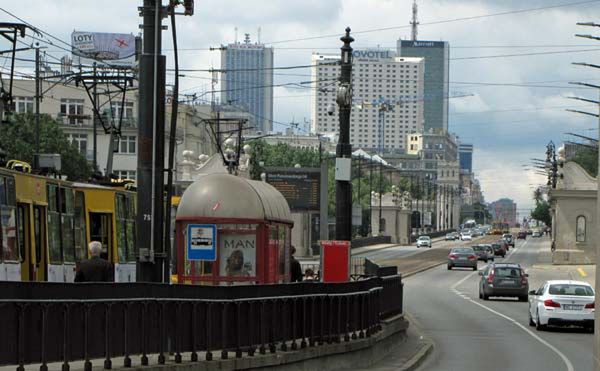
xmin=352 ymin=50 xmax=393 ymax=60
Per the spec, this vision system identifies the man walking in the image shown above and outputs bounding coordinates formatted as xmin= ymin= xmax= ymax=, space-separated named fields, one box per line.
xmin=74 ymin=241 xmax=114 ymax=282
xmin=290 ymin=245 xmax=303 ymax=282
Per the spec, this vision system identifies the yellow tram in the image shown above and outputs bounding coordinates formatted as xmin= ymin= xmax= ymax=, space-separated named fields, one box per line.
xmin=0 ymin=161 xmax=136 ymax=282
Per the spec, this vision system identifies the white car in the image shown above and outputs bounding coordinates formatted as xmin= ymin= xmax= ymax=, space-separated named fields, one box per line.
xmin=460 ymin=232 xmax=472 ymax=241
xmin=528 ymin=280 xmax=595 ymax=332
xmin=416 ymin=236 xmax=432 ymax=248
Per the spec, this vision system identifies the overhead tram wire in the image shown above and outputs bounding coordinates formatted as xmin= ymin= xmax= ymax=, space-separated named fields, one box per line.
xmin=262 ymin=0 xmax=600 ymax=45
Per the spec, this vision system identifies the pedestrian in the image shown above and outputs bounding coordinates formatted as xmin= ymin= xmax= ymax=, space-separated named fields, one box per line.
xmin=290 ymin=245 xmax=303 ymax=282
xmin=74 ymin=241 xmax=114 ymax=282
xmin=304 ymin=268 xmax=316 ymax=281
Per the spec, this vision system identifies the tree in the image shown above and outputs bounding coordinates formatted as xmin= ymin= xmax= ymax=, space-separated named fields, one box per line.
xmin=531 ymin=200 xmax=551 ymax=227
xmin=0 ymin=113 xmax=92 ymax=180
xmin=571 ymin=146 xmax=598 ymax=177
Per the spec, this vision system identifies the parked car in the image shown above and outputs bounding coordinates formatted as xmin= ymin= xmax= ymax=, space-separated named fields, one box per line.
xmin=527 ymin=229 xmax=533 ymax=235
xmin=472 ymin=245 xmax=493 ymax=262
xmin=479 ymin=263 xmax=529 ymax=301
xmin=502 ymin=233 xmax=515 ymax=247
xmin=460 ymin=232 xmax=472 ymax=241
xmin=447 ymin=247 xmax=478 ymax=271
xmin=528 ymin=280 xmax=595 ymax=332
xmin=445 ymin=232 xmax=458 ymax=241
xmin=491 ymin=242 xmax=506 ymax=257
xmin=532 ymin=230 xmax=543 ymax=238
xmin=416 ymin=235 xmax=432 ymax=248
xmin=517 ymin=231 xmax=527 ymax=240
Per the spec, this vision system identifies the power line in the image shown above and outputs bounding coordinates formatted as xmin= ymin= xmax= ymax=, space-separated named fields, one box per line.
xmin=263 ymin=0 xmax=600 ymax=45
xmin=451 ymin=47 xmax=600 ymax=60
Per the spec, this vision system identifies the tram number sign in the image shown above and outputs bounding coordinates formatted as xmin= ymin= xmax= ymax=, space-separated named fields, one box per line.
xmin=187 ymin=224 xmax=217 ymax=261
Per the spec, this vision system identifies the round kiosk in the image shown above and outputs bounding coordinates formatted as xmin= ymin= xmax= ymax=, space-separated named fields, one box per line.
xmin=175 ymin=173 xmax=293 ymax=285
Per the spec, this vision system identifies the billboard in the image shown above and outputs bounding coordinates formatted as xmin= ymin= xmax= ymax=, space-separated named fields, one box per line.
xmin=265 ymin=167 xmax=320 ymax=211
xmin=71 ymin=31 xmax=136 ymax=67
xmin=219 ymin=233 xmax=256 ymax=277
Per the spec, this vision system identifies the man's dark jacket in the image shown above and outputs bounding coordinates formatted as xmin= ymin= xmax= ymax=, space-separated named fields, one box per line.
xmin=74 ymin=256 xmax=114 ymax=282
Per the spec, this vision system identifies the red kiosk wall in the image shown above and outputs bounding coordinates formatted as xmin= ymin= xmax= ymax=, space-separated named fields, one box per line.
xmin=321 ymin=240 xmax=350 ymax=283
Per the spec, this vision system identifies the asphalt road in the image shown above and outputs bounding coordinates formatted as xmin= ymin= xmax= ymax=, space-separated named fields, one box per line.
xmin=402 ymin=236 xmax=592 ymax=371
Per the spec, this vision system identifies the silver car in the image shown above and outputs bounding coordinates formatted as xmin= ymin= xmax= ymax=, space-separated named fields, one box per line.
xmin=416 ymin=236 xmax=432 ymax=248
xmin=447 ymin=247 xmax=478 ymax=270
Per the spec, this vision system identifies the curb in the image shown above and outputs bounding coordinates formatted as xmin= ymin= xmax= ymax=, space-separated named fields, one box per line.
xmin=398 ymin=340 xmax=433 ymax=371
xmin=398 ymin=313 xmax=435 ymax=371
xmin=401 ymin=261 xmax=446 ymax=278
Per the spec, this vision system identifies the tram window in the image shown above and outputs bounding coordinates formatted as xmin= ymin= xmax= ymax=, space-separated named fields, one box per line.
xmin=116 ymin=194 xmax=136 ymax=262
xmin=1 ymin=205 xmax=18 ymax=261
xmin=33 ymin=206 xmax=44 ymax=264
xmin=73 ymin=192 xmax=86 ymax=260
xmin=47 ymin=185 xmax=62 ymax=263
xmin=0 ymin=177 xmax=5 ymax=205
xmin=16 ymin=205 xmax=26 ymax=263
xmin=61 ymin=189 xmax=76 ymax=262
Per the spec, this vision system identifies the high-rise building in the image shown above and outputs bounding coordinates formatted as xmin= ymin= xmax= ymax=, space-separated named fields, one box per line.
xmin=489 ymin=198 xmax=517 ymax=226
xmin=396 ymin=40 xmax=449 ymax=132
xmin=311 ymin=50 xmax=425 ymax=153
xmin=220 ymin=33 xmax=273 ymax=133
xmin=459 ymin=143 xmax=473 ymax=172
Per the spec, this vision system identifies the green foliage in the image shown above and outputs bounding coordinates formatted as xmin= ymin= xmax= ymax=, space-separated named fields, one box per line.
xmin=0 ymin=113 xmax=92 ymax=181
xmin=531 ymin=200 xmax=551 ymax=227
xmin=248 ymin=140 xmax=321 ymax=180
xmin=571 ymin=146 xmax=598 ymax=177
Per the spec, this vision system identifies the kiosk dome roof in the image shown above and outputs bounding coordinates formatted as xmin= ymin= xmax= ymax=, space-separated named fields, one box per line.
xmin=176 ymin=173 xmax=292 ymax=223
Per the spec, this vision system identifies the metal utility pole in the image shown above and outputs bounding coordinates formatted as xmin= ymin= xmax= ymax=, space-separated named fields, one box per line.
xmin=34 ymin=46 xmax=40 ymax=169
xmin=92 ymin=63 xmax=98 ymax=171
xmin=378 ymin=161 xmax=383 ymax=234
xmin=335 ymin=28 xmax=354 ymax=242
xmin=137 ymin=0 xmax=167 ymax=283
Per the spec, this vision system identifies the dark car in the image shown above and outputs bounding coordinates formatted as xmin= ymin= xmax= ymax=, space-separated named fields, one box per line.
xmin=517 ymin=231 xmax=527 ymax=240
xmin=491 ymin=242 xmax=506 ymax=257
xmin=497 ymin=239 xmax=510 ymax=252
xmin=502 ymin=233 xmax=515 ymax=247
xmin=479 ymin=263 xmax=529 ymax=301
xmin=447 ymin=247 xmax=478 ymax=271
xmin=472 ymin=245 xmax=492 ymax=262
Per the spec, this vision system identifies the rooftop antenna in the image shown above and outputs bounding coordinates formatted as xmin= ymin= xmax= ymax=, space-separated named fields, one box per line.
xmin=234 ymin=27 xmax=238 ymax=43
xmin=410 ymin=0 xmax=419 ymax=41
xmin=257 ymin=26 xmax=261 ymax=44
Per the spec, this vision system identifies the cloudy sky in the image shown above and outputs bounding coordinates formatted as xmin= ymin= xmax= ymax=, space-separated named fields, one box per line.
xmin=3 ymin=0 xmax=600 ymax=216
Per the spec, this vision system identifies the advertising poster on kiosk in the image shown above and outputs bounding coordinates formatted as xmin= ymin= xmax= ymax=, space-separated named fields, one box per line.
xmin=219 ymin=233 xmax=256 ymax=277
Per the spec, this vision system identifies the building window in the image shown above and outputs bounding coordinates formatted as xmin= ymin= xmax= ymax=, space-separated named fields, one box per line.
xmin=116 ymin=135 xmax=137 ymax=154
xmin=67 ymin=134 xmax=88 ymax=158
xmin=576 ymin=215 xmax=586 ymax=242
xmin=114 ymin=170 xmax=136 ymax=181
xmin=60 ymin=99 xmax=85 ymax=125
xmin=15 ymin=97 xmax=34 ymax=113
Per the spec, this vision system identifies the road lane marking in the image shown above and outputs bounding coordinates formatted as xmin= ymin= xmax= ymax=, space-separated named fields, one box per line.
xmin=448 ymin=239 xmax=574 ymax=371
xmin=577 ymin=267 xmax=588 ymax=278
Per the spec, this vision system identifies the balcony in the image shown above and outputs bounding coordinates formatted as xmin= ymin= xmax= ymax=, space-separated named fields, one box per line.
xmin=56 ymin=114 xmax=138 ymax=129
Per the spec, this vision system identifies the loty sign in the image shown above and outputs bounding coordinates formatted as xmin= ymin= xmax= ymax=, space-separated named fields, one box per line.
xmin=71 ymin=31 xmax=136 ymax=67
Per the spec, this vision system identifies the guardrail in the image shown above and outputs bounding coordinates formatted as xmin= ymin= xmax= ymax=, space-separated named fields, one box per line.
xmin=351 ymin=236 xmax=392 ymax=248
xmin=0 ymin=277 xmax=403 ymax=370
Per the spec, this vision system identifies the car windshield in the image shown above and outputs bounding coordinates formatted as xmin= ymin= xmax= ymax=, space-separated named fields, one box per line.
xmin=418 ymin=236 xmax=430 ymax=240
xmin=472 ymin=245 xmax=484 ymax=251
xmin=548 ymin=284 xmax=594 ymax=296
xmin=491 ymin=244 xmax=501 ymax=249
xmin=452 ymin=248 xmax=473 ymax=254
xmin=494 ymin=267 xmax=522 ymax=277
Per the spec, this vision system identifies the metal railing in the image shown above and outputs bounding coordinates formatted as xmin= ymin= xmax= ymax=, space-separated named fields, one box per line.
xmin=0 ymin=277 xmax=403 ymax=369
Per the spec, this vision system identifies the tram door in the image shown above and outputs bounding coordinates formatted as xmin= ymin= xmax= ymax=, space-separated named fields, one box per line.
xmin=16 ymin=203 xmax=32 ymax=281
xmin=33 ymin=205 xmax=47 ymax=281
xmin=89 ymin=213 xmax=113 ymax=261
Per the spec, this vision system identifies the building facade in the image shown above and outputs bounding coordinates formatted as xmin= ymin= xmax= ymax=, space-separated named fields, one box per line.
xmin=220 ymin=34 xmax=273 ymax=133
xmin=406 ymin=130 xmax=458 ymax=177
xmin=459 ymin=143 xmax=473 ymax=172
xmin=311 ymin=50 xmax=425 ymax=153
xmin=7 ymin=78 xmax=255 ymax=181
xmin=489 ymin=198 xmax=517 ymax=226
xmin=396 ymin=40 xmax=449 ymax=132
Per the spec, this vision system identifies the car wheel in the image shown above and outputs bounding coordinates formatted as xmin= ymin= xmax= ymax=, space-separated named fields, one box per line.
xmin=528 ymin=310 xmax=535 ymax=327
xmin=518 ymin=296 xmax=527 ymax=302
xmin=472 ymin=266 xmax=477 ymax=271
xmin=447 ymin=265 xmax=452 ymax=270
xmin=502 ymin=254 xmax=506 ymax=258
xmin=483 ymin=292 xmax=489 ymax=300
xmin=479 ymin=288 xmax=483 ymax=299
xmin=536 ymin=311 xmax=546 ymax=331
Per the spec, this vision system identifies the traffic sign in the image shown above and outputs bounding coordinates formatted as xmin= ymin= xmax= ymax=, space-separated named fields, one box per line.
xmin=187 ymin=224 xmax=217 ymax=261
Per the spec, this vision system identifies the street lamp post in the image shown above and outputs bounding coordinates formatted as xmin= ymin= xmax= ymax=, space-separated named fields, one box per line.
xmin=335 ymin=27 xmax=354 ymax=241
